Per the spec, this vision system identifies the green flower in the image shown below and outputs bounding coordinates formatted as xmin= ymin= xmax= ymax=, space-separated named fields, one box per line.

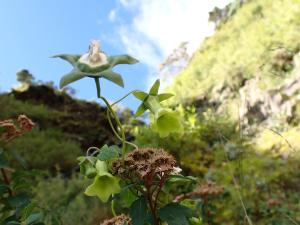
xmin=133 ymin=79 xmax=174 ymax=117
xmin=133 ymin=79 xmax=183 ymax=137
xmin=84 ymin=160 xmax=121 ymax=202
xmin=53 ymin=40 xmax=138 ymax=89
xmin=151 ymin=108 xmax=183 ymax=138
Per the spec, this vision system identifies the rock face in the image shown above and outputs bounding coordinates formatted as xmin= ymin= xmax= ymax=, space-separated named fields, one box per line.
xmin=10 ymin=84 xmax=116 ymax=150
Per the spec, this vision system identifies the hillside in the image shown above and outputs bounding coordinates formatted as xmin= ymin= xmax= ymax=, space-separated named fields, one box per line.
xmin=166 ymin=0 xmax=300 ymax=155
xmin=0 ymin=84 xmax=118 ymax=171
xmin=168 ymin=0 xmax=300 ymax=119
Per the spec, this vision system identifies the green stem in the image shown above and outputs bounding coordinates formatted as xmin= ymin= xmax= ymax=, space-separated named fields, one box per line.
xmin=111 ymin=197 xmax=117 ymax=217
xmin=100 ymin=96 xmax=126 ymax=160
xmin=106 ymin=110 xmax=138 ymax=150
xmin=94 ymin=78 xmax=101 ymax=98
xmin=111 ymin=91 xmax=135 ymax=107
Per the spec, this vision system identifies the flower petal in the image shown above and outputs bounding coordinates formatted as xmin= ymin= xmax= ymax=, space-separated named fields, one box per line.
xmin=84 ymin=175 xmax=121 ymax=202
xmin=52 ymin=54 xmax=81 ymax=66
xmin=59 ymin=69 xmax=85 ymax=89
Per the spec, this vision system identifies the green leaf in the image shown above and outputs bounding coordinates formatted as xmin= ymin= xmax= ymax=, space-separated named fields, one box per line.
xmin=21 ymin=202 xmax=37 ymax=221
xmin=133 ymin=91 xmax=148 ymax=101
xmin=25 ymin=213 xmax=43 ymax=225
xmin=7 ymin=193 xmax=31 ymax=208
xmin=135 ymin=104 xmax=147 ymax=117
xmin=0 ymin=150 xmax=9 ymax=169
xmin=119 ymin=188 xmax=137 ymax=208
xmin=149 ymin=79 xmax=160 ymax=95
xmin=52 ymin=54 xmax=81 ymax=66
xmin=108 ymin=55 xmax=139 ymax=67
xmin=158 ymin=93 xmax=174 ymax=102
xmin=59 ymin=69 xmax=85 ymax=89
xmin=100 ymin=70 xmax=124 ymax=87
xmin=0 ymin=184 xmax=8 ymax=195
xmin=158 ymin=203 xmax=193 ymax=225
xmin=97 ymin=145 xmax=120 ymax=161
xmin=129 ymin=197 xmax=148 ymax=225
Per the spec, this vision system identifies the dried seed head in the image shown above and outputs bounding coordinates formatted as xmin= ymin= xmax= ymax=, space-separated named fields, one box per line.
xmin=267 ymin=198 xmax=281 ymax=208
xmin=112 ymin=148 xmax=176 ymax=181
xmin=0 ymin=115 xmax=35 ymax=142
xmin=193 ymin=181 xmax=224 ymax=197
xmin=18 ymin=115 xmax=35 ymax=131
xmin=101 ymin=214 xmax=131 ymax=225
xmin=174 ymin=181 xmax=224 ymax=202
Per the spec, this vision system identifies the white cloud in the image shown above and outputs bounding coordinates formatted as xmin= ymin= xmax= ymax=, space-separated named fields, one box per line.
xmin=115 ymin=0 xmax=233 ymax=86
xmin=108 ymin=9 xmax=117 ymax=22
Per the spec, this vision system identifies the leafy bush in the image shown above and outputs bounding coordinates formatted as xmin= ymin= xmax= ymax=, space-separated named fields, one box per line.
xmin=6 ymin=129 xmax=81 ymax=171
xmin=33 ymin=175 xmax=110 ymax=225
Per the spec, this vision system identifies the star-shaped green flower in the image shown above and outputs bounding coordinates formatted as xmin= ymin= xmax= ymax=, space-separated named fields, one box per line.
xmin=53 ymin=40 xmax=138 ymax=89
xmin=133 ymin=79 xmax=174 ymax=117
xmin=84 ymin=160 xmax=121 ymax=202
xmin=133 ymin=79 xmax=183 ymax=137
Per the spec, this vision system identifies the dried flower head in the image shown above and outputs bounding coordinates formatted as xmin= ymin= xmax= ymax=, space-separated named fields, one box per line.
xmin=193 ymin=181 xmax=224 ymax=197
xmin=112 ymin=148 xmax=176 ymax=182
xmin=18 ymin=115 xmax=35 ymax=131
xmin=0 ymin=115 xmax=35 ymax=142
xmin=267 ymin=198 xmax=281 ymax=208
xmin=0 ymin=119 xmax=20 ymax=142
xmin=101 ymin=214 xmax=132 ymax=225
xmin=174 ymin=181 xmax=224 ymax=202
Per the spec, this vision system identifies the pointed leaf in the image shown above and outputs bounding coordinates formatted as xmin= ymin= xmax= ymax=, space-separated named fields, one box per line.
xmin=133 ymin=91 xmax=148 ymax=101
xmin=100 ymin=70 xmax=124 ymax=87
xmin=149 ymin=79 xmax=160 ymax=95
xmin=135 ymin=104 xmax=147 ymax=117
xmin=158 ymin=93 xmax=174 ymax=102
xmin=59 ymin=69 xmax=85 ymax=89
xmin=25 ymin=213 xmax=43 ymax=225
xmin=97 ymin=145 xmax=120 ymax=161
xmin=52 ymin=54 xmax=81 ymax=66
xmin=158 ymin=203 xmax=193 ymax=225
xmin=129 ymin=197 xmax=147 ymax=225
xmin=108 ymin=55 xmax=139 ymax=67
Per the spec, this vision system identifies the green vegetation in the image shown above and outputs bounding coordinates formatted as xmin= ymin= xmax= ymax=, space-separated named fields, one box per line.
xmin=168 ymin=0 xmax=300 ymax=105
xmin=1 ymin=0 xmax=300 ymax=224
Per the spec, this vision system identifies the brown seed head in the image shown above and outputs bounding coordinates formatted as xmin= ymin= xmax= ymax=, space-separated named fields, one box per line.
xmin=0 ymin=115 xmax=35 ymax=142
xmin=101 ymin=214 xmax=131 ymax=225
xmin=18 ymin=115 xmax=35 ymax=131
xmin=193 ymin=181 xmax=224 ymax=197
xmin=112 ymin=148 xmax=176 ymax=182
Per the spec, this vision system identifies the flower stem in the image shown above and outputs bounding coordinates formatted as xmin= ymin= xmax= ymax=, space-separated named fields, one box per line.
xmin=99 ymin=96 xmax=126 ymax=160
xmin=111 ymin=91 xmax=135 ymax=107
xmin=94 ymin=78 xmax=101 ymax=98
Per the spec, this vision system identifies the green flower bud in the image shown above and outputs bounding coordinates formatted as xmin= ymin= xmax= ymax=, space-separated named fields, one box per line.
xmin=151 ymin=108 xmax=183 ymax=138
xmin=84 ymin=160 xmax=121 ymax=202
xmin=85 ymin=166 xmax=97 ymax=179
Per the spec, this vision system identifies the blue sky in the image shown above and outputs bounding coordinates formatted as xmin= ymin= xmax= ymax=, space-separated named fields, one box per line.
xmin=0 ymin=0 xmax=231 ymax=110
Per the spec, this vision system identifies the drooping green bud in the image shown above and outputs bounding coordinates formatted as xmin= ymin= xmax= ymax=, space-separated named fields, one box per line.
xmin=84 ymin=160 xmax=121 ymax=202
xmin=77 ymin=156 xmax=97 ymax=179
xmin=151 ymin=108 xmax=183 ymax=138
